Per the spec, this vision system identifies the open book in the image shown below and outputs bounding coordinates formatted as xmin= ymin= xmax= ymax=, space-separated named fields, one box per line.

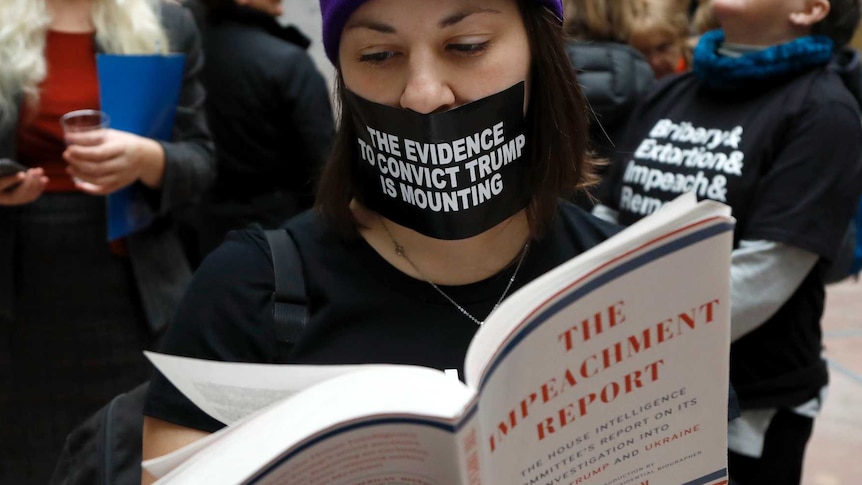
xmin=146 ymin=193 xmax=734 ymax=485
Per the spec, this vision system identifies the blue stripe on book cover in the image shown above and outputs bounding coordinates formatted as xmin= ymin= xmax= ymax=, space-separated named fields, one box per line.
xmin=683 ymin=469 xmax=729 ymax=485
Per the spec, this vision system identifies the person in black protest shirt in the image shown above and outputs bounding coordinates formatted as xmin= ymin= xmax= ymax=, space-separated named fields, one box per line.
xmin=593 ymin=0 xmax=862 ymax=483
xmin=141 ymin=0 xmax=622 ymax=478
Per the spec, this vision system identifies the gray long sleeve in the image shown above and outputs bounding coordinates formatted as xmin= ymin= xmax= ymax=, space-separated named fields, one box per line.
xmin=730 ymin=240 xmax=818 ymax=342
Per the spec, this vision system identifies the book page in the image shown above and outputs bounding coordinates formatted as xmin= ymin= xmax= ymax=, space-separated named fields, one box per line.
xmin=155 ymin=367 xmax=476 ymax=484
xmin=465 ymin=196 xmax=733 ymax=485
xmin=145 ymin=351 xmax=412 ymax=425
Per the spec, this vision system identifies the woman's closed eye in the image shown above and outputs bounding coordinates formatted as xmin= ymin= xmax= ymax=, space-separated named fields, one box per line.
xmin=355 ymin=38 xmax=491 ymax=66
xmin=447 ymin=41 xmax=490 ymax=56
xmin=358 ymin=50 xmax=399 ymax=64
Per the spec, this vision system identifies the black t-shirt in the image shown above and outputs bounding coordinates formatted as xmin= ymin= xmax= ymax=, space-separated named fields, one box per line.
xmin=144 ymin=203 xmax=620 ymax=432
xmin=606 ymin=69 xmax=862 ymax=258
xmin=603 ymin=68 xmax=862 ymax=408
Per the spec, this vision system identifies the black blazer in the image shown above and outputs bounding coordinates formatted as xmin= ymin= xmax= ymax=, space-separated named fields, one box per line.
xmin=186 ymin=1 xmax=333 ymax=201
xmin=0 ymin=2 xmax=216 ymax=334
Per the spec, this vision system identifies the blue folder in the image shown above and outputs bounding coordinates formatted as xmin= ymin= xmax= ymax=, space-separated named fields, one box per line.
xmin=97 ymin=53 xmax=185 ymax=241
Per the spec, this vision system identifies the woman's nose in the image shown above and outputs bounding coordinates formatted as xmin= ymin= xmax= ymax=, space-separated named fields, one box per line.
xmin=399 ymin=58 xmax=456 ymax=114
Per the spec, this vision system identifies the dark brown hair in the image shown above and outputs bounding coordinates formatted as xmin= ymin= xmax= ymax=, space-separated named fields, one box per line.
xmin=314 ymin=0 xmax=596 ymax=239
xmin=813 ymin=0 xmax=862 ymax=48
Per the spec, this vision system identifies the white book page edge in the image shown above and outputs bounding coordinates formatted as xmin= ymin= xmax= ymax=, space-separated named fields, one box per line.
xmin=145 ymin=351 xmax=411 ymax=425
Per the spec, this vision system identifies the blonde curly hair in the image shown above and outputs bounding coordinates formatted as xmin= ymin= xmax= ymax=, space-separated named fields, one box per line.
xmin=0 ymin=0 xmax=169 ymax=126
xmin=562 ymin=0 xmax=639 ymax=42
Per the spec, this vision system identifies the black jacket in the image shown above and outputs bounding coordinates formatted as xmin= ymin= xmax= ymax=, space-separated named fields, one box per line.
xmin=185 ymin=2 xmax=335 ymax=259
xmin=565 ymin=40 xmax=655 ymax=161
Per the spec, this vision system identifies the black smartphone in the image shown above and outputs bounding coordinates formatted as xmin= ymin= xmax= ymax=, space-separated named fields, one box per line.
xmin=0 ymin=158 xmax=27 ymax=178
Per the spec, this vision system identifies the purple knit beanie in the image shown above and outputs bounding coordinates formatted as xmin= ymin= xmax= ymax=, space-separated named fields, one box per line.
xmin=319 ymin=0 xmax=564 ymax=63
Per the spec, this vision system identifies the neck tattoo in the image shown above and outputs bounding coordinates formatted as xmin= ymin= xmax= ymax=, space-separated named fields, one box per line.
xmin=380 ymin=219 xmax=530 ymax=326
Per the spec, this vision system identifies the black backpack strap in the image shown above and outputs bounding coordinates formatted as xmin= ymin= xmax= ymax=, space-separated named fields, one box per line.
xmin=264 ymin=229 xmax=309 ymax=358
xmin=50 ymin=382 xmax=149 ymax=485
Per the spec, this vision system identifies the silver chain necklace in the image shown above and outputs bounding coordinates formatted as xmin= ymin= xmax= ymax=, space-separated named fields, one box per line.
xmin=380 ymin=220 xmax=530 ymax=326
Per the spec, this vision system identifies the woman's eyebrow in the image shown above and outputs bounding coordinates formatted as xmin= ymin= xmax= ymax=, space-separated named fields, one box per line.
xmin=345 ymin=7 xmax=502 ymax=33
xmin=345 ymin=20 xmax=397 ymax=34
xmin=439 ymin=8 xmax=501 ymax=28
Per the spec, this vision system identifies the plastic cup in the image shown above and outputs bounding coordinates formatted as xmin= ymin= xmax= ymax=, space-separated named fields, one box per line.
xmin=60 ymin=110 xmax=110 ymax=190
xmin=60 ymin=109 xmax=110 ymax=140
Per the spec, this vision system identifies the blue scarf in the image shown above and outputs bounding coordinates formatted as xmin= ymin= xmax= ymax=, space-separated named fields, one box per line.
xmin=693 ymin=29 xmax=834 ymax=90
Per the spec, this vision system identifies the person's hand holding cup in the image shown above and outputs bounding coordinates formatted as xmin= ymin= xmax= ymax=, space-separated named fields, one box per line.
xmin=62 ymin=109 xmax=167 ymax=194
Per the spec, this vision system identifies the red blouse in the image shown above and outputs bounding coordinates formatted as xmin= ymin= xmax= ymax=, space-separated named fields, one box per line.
xmin=17 ymin=30 xmax=100 ymax=193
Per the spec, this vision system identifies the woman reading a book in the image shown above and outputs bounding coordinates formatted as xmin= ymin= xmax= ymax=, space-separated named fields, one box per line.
xmin=142 ymin=0 xmax=620 ymax=479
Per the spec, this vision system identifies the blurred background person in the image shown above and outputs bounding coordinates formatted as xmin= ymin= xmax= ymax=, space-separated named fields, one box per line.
xmin=182 ymin=0 xmax=335 ymax=266
xmin=562 ymin=0 xmax=655 ymax=207
xmin=0 ymin=0 xmax=214 ymax=482
xmin=628 ymin=0 xmax=693 ymax=78
xmin=595 ymin=0 xmax=862 ymax=483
